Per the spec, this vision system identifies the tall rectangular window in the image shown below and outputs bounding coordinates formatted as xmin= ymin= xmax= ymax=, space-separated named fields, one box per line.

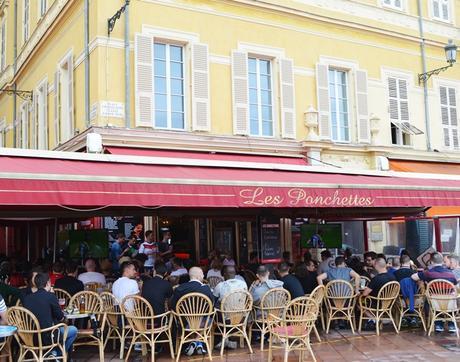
xmin=248 ymin=57 xmax=273 ymax=137
xmin=39 ymin=0 xmax=47 ymax=17
xmin=440 ymin=86 xmax=459 ymax=149
xmin=382 ymin=0 xmax=403 ymax=10
xmin=23 ymin=0 xmax=29 ymax=43
xmin=19 ymin=102 xmax=29 ymax=148
xmin=329 ymin=69 xmax=349 ymax=142
xmin=432 ymin=0 xmax=450 ymax=21
xmin=388 ymin=77 xmax=411 ymax=146
xmin=154 ymin=43 xmax=184 ymax=130
xmin=0 ymin=19 xmax=6 ymax=71
xmin=34 ymin=81 xmax=48 ymax=149
xmin=58 ymin=54 xmax=73 ymax=142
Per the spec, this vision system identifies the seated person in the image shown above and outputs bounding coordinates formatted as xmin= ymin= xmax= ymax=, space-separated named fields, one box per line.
xmin=142 ymin=262 xmax=173 ymax=315
xmin=112 ymin=261 xmax=140 ymax=306
xmin=77 ymin=258 xmax=106 ymax=286
xmin=213 ymin=265 xmax=247 ymax=305
xmin=295 ymin=261 xmax=318 ymax=295
xmin=393 ymin=255 xmax=416 ymax=282
xmin=317 ymin=256 xmax=360 ymax=293
xmin=49 ymin=262 xmax=64 ymax=287
xmin=171 ymin=267 xmax=214 ymax=311
xmin=250 ymin=265 xmax=283 ymax=306
xmin=23 ymin=273 xmax=78 ymax=357
xmin=206 ymin=258 xmax=223 ymax=279
xmin=170 ymin=258 xmax=188 ymax=277
xmin=277 ymin=262 xmax=304 ymax=299
xmin=54 ymin=262 xmax=84 ymax=296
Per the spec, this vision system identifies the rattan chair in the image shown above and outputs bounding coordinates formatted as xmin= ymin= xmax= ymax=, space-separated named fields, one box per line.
xmin=267 ymin=296 xmax=319 ymax=362
xmin=121 ymin=295 xmax=174 ymax=362
xmin=173 ymin=292 xmax=214 ymax=362
xmin=207 ymin=276 xmax=224 ymax=290
xmin=308 ymin=285 xmax=326 ymax=341
xmin=324 ymin=280 xmax=357 ymax=334
xmin=358 ymin=281 xmax=400 ymax=336
xmin=398 ymin=282 xmax=426 ymax=331
xmin=214 ymin=289 xmax=253 ymax=356
xmin=100 ymin=291 xmax=131 ymax=359
xmin=84 ymin=282 xmax=100 ymax=292
xmin=0 ymin=333 xmax=13 ymax=362
xmin=426 ymin=279 xmax=459 ymax=337
xmin=250 ymin=287 xmax=290 ymax=351
xmin=7 ymin=306 xmax=68 ymax=361
xmin=53 ymin=288 xmax=72 ymax=309
xmin=69 ymin=291 xmax=106 ymax=362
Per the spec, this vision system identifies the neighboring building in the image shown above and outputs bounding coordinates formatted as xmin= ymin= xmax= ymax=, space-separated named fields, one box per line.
xmin=0 ymin=0 xmax=459 ymax=260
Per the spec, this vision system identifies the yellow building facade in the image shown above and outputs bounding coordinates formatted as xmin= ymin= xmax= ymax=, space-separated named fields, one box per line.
xmin=0 ymin=0 xmax=459 ymax=255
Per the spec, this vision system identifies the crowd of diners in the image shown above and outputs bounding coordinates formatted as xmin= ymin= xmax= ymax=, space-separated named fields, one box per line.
xmin=0 ymin=229 xmax=458 ymax=359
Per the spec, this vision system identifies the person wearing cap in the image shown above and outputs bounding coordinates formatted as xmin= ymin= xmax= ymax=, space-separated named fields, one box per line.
xmin=249 ymin=265 xmax=284 ymax=306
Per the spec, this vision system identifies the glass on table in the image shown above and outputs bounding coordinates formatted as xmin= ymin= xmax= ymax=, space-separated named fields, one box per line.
xmin=58 ymin=298 xmax=66 ymax=310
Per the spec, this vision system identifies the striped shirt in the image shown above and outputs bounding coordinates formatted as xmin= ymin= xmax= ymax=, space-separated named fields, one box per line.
xmin=417 ymin=265 xmax=457 ymax=285
xmin=0 ymin=294 xmax=7 ymax=312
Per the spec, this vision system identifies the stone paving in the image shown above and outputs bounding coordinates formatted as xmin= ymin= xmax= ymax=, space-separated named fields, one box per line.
xmin=71 ymin=327 xmax=460 ymax=361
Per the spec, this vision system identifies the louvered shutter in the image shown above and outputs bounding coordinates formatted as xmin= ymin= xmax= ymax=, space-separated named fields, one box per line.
xmin=279 ymin=58 xmax=296 ymax=139
xmin=31 ymin=92 xmax=37 ymax=149
xmin=355 ymin=69 xmax=370 ymax=143
xmin=67 ymin=56 xmax=74 ymax=137
xmin=440 ymin=86 xmax=450 ymax=147
xmin=22 ymin=103 xmax=29 ymax=148
xmin=388 ymin=77 xmax=399 ymax=121
xmin=54 ymin=70 xmax=60 ymax=146
xmin=42 ymin=82 xmax=48 ymax=149
xmin=440 ymin=86 xmax=459 ymax=149
xmin=433 ymin=0 xmax=440 ymax=18
xmin=191 ymin=43 xmax=210 ymax=131
xmin=316 ymin=63 xmax=330 ymax=139
xmin=135 ymin=33 xmax=154 ymax=128
xmin=398 ymin=79 xmax=409 ymax=122
xmin=232 ymin=51 xmax=249 ymax=135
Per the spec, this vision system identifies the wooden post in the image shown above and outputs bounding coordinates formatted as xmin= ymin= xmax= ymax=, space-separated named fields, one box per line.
xmin=363 ymin=220 xmax=369 ymax=252
xmin=434 ymin=217 xmax=442 ymax=253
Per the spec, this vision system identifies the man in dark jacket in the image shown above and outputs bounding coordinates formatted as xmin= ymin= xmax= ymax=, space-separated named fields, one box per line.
xmin=171 ymin=267 xmax=214 ymax=310
xmin=142 ymin=262 xmax=173 ymax=315
xmin=23 ymin=273 xmax=78 ymax=356
xmin=278 ymin=262 xmax=304 ymax=299
xmin=54 ymin=262 xmax=84 ymax=296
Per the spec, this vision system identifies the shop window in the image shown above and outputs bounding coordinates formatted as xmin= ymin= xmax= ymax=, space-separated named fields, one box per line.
xmin=440 ymin=217 xmax=459 ymax=254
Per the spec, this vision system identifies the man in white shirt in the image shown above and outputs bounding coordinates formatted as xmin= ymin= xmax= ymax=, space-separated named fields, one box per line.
xmin=78 ymin=258 xmax=106 ymax=286
xmin=170 ymin=257 xmax=188 ymax=277
xmin=138 ymin=230 xmax=158 ymax=271
xmin=213 ymin=265 xmax=247 ymax=304
xmin=112 ymin=261 xmax=140 ymax=307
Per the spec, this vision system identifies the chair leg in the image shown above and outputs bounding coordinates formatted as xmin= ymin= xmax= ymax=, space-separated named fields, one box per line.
xmin=313 ymin=325 xmax=321 ymax=341
xmin=220 ymin=333 xmax=225 ymax=357
xmin=283 ymin=345 xmax=289 ymax=362
xmin=348 ymin=312 xmax=355 ymax=334
xmin=260 ymin=324 xmax=265 ymax=351
xmin=243 ymin=330 xmax=253 ymax=354
xmin=99 ymin=341 xmax=104 ymax=362
xmin=307 ymin=343 xmax=317 ymax=362
xmin=125 ymin=334 xmax=137 ymax=362
xmin=268 ymin=335 xmax=273 ymax=362
xmin=168 ymin=332 xmax=175 ymax=360
xmin=119 ymin=333 xmax=125 ymax=360
xmin=326 ymin=313 xmax=332 ymax=334
xmin=204 ymin=337 xmax=213 ymax=361
xmin=358 ymin=311 xmax=363 ymax=332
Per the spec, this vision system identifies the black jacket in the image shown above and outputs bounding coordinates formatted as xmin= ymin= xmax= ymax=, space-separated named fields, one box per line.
xmin=170 ymin=280 xmax=214 ymax=311
xmin=141 ymin=276 xmax=173 ymax=315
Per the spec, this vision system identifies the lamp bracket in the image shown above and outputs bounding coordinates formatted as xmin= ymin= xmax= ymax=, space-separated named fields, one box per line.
xmin=418 ymin=63 xmax=453 ymax=84
xmin=107 ymin=0 xmax=130 ymax=36
xmin=0 ymin=88 xmax=33 ymax=101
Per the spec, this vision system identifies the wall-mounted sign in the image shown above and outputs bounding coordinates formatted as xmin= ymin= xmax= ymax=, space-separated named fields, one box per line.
xmin=100 ymin=101 xmax=125 ymax=118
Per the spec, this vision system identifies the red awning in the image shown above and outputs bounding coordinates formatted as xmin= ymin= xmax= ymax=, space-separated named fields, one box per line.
xmin=0 ymin=149 xmax=460 ymax=209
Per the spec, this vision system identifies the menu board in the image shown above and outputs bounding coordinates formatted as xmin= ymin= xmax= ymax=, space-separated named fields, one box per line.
xmin=261 ymin=219 xmax=281 ymax=263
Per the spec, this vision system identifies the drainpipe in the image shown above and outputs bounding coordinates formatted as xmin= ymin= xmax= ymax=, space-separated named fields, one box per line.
xmin=417 ymin=0 xmax=432 ymax=151
xmin=124 ymin=0 xmax=130 ymax=128
xmin=84 ymin=0 xmax=90 ymax=126
xmin=12 ymin=0 xmax=18 ymax=146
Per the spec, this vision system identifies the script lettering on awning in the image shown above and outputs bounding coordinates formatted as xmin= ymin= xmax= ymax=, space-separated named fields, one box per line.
xmin=239 ymin=187 xmax=375 ymax=207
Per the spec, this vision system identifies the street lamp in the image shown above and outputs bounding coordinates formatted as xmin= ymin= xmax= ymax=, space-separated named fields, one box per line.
xmin=418 ymin=39 xmax=458 ymax=83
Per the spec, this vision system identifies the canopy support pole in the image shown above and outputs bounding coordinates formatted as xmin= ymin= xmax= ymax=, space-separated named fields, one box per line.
xmin=5 ymin=227 xmax=8 ymax=257
xmin=434 ymin=217 xmax=442 ymax=252
xmin=53 ymin=218 xmax=58 ymax=263
xmin=27 ymin=222 xmax=30 ymax=262
xmin=363 ymin=220 xmax=369 ymax=252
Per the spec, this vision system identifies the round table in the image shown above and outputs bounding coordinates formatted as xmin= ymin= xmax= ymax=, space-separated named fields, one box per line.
xmin=64 ymin=313 xmax=89 ymax=320
xmin=0 ymin=326 xmax=17 ymax=338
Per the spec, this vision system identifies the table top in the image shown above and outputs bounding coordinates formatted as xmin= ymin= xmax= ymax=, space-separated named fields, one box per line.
xmin=0 ymin=326 xmax=17 ymax=338
xmin=64 ymin=312 xmax=89 ymax=320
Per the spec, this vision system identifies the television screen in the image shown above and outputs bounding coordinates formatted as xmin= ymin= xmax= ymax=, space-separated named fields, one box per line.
xmin=300 ymin=223 xmax=342 ymax=249
xmin=68 ymin=229 xmax=109 ymax=259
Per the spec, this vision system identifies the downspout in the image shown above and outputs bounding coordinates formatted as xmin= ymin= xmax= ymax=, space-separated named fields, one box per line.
xmin=417 ymin=0 xmax=432 ymax=151
xmin=124 ymin=0 xmax=130 ymax=128
xmin=12 ymin=0 xmax=17 ymax=146
xmin=84 ymin=0 xmax=90 ymax=127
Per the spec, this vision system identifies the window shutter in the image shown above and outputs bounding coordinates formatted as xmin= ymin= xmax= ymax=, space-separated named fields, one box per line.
xmin=279 ymin=58 xmax=296 ymax=139
xmin=316 ymin=63 xmax=331 ymax=139
xmin=42 ymin=82 xmax=48 ymax=149
xmin=135 ymin=33 xmax=154 ymax=128
xmin=355 ymin=69 xmax=370 ymax=143
xmin=67 ymin=56 xmax=74 ymax=136
xmin=22 ymin=103 xmax=29 ymax=148
xmin=32 ymin=93 xmax=37 ymax=149
xmin=191 ymin=43 xmax=210 ymax=132
xmin=232 ymin=50 xmax=249 ymax=135
xmin=388 ymin=77 xmax=399 ymax=121
xmin=54 ymin=70 xmax=60 ymax=146
xmin=398 ymin=79 xmax=409 ymax=121
xmin=442 ymin=0 xmax=449 ymax=20
xmin=433 ymin=0 xmax=440 ymax=18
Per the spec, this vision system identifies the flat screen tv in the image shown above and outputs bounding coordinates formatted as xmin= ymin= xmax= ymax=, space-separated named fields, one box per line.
xmin=300 ymin=223 xmax=342 ymax=249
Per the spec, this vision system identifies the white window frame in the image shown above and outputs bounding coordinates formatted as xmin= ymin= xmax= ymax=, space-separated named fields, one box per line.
xmin=153 ymin=42 xmax=186 ymax=131
xmin=430 ymin=0 xmax=452 ymax=23
xmin=248 ymin=56 xmax=275 ymax=138
xmin=328 ymin=68 xmax=351 ymax=143
xmin=0 ymin=18 xmax=6 ymax=72
xmin=380 ymin=0 xmax=405 ymax=11
xmin=23 ymin=0 xmax=29 ymax=43
xmin=58 ymin=50 xmax=73 ymax=142
xmin=438 ymin=82 xmax=459 ymax=150
xmin=38 ymin=0 xmax=47 ymax=18
xmin=34 ymin=78 xmax=48 ymax=149
xmin=386 ymin=74 xmax=412 ymax=147
xmin=0 ymin=118 xmax=6 ymax=147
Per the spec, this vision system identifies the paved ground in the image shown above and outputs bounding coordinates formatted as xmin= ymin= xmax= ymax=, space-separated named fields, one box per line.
xmin=72 ymin=327 xmax=460 ymax=361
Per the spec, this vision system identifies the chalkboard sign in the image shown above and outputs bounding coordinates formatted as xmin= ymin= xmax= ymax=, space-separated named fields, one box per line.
xmin=261 ymin=220 xmax=281 ymax=263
